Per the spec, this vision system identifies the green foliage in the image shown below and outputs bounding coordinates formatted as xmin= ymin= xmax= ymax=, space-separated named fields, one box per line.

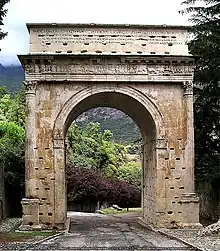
xmin=0 ymin=121 xmax=25 ymax=185
xmin=117 ymin=161 xmax=141 ymax=188
xmin=182 ymin=0 xmax=220 ymax=182
xmin=0 ymin=0 xmax=10 ymax=40
xmin=0 ymin=90 xmax=25 ymax=127
xmin=0 ymin=86 xmax=8 ymax=99
xmin=67 ymin=122 xmax=126 ymax=174
xmin=0 ymin=88 xmax=25 ymax=186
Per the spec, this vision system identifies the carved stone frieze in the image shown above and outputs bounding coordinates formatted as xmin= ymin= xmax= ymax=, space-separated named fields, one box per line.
xmin=23 ymin=57 xmax=195 ymax=77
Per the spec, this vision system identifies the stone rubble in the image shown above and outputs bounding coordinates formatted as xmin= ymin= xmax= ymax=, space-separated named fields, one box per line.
xmin=162 ymin=228 xmax=220 ymax=251
xmin=0 ymin=218 xmax=21 ymax=233
xmin=198 ymin=220 xmax=220 ymax=236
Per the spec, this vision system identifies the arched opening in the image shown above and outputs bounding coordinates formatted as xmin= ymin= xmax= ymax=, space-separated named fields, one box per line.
xmin=53 ymin=86 xmax=163 ymax=227
xmin=66 ymin=107 xmax=142 ymax=214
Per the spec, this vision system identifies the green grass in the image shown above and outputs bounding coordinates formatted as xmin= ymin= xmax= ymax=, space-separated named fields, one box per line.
xmin=101 ymin=207 xmax=142 ymax=214
xmin=0 ymin=230 xmax=57 ymax=243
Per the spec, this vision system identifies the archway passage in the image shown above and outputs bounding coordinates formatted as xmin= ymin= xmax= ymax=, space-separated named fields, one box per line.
xmin=52 ymin=88 xmax=158 ymax=228
xmin=66 ymin=107 xmax=142 ymax=213
xmin=61 ymin=92 xmax=156 ymax=221
xmin=19 ymin=23 xmax=201 ymax=230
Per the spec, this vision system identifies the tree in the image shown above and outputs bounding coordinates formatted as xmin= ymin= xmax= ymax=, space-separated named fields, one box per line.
xmin=0 ymin=88 xmax=25 ymax=216
xmin=117 ymin=161 xmax=141 ymax=188
xmin=181 ymin=0 xmax=220 ymax=182
xmin=66 ymin=164 xmax=141 ymax=208
xmin=0 ymin=0 xmax=10 ymax=40
xmin=67 ymin=122 xmax=126 ymax=175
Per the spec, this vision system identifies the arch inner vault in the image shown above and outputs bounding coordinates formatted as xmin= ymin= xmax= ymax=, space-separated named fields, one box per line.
xmin=19 ymin=23 xmax=200 ymax=230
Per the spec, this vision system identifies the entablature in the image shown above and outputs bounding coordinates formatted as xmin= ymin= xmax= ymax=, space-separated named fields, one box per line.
xmin=19 ymin=54 xmax=195 ymax=83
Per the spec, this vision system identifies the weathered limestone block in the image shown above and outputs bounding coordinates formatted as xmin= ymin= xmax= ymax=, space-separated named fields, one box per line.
xmin=178 ymin=193 xmax=202 ymax=228
xmin=20 ymin=198 xmax=41 ymax=230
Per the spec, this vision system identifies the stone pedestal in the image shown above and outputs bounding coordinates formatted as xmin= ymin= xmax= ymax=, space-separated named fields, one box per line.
xmin=178 ymin=193 xmax=202 ymax=228
xmin=20 ymin=198 xmax=42 ymax=230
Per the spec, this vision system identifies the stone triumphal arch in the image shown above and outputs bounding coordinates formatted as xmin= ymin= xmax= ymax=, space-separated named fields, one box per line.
xmin=19 ymin=23 xmax=200 ymax=230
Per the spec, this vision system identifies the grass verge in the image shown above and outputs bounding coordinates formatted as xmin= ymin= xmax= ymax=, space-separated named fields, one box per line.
xmin=101 ymin=207 xmax=142 ymax=214
xmin=0 ymin=230 xmax=57 ymax=243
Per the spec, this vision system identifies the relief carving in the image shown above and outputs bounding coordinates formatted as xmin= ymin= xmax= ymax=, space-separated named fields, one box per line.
xmin=53 ymin=139 xmax=65 ymax=149
xmin=23 ymin=81 xmax=37 ymax=94
xmin=155 ymin=139 xmax=168 ymax=149
xmin=183 ymin=81 xmax=193 ymax=95
xmin=26 ymin=58 xmax=194 ymax=76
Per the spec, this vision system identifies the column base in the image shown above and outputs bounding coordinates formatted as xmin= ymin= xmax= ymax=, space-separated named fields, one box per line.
xmin=19 ymin=224 xmax=42 ymax=231
xmin=21 ymin=198 xmax=40 ymax=230
xmin=179 ymin=193 xmax=201 ymax=228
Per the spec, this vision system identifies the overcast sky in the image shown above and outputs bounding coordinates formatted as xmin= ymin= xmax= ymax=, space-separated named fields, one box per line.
xmin=0 ymin=0 xmax=189 ymax=65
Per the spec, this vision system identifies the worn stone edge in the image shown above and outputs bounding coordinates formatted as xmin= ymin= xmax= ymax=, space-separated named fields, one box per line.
xmin=28 ymin=231 xmax=64 ymax=246
xmin=65 ymin=217 xmax=71 ymax=234
xmin=138 ymin=217 xmax=204 ymax=251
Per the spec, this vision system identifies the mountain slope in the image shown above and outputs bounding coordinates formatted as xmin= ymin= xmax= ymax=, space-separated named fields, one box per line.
xmin=76 ymin=108 xmax=141 ymax=144
xmin=0 ymin=64 xmax=24 ymax=93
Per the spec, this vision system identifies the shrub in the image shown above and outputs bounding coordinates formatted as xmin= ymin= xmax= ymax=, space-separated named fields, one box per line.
xmin=66 ymin=164 xmax=141 ymax=208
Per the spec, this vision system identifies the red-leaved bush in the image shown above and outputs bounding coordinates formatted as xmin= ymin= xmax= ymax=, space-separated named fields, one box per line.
xmin=66 ymin=163 xmax=141 ymax=208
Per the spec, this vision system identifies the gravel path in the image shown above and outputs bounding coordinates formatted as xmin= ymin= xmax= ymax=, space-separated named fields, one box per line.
xmin=0 ymin=213 xmax=205 ymax=250
xmin=16 ymin=212 xmax=197 ymax=251
xmin=0 ymin=218 xmax=21 ymax=232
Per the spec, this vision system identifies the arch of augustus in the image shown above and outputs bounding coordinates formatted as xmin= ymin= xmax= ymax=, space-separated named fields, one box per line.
xmin=19 ymin=23 xmax=201 ymax=230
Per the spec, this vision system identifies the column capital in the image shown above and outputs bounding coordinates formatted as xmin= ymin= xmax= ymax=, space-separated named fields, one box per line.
xmin=53 ymin=138 xmax=65 ymax=149
xmin=155 ymin=138 xmax=168 ymax=149
xmin=183 ymin=81 xmax=193 ymax=96
xmin=23 ymin=81 xmax=37 ymax=95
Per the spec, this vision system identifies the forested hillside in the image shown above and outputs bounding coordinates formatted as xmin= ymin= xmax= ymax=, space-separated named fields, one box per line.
xmin=76 ymin=108 xmax=141 ymax=144
xmin=0 ymin=64 xmax=24 ymax=93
